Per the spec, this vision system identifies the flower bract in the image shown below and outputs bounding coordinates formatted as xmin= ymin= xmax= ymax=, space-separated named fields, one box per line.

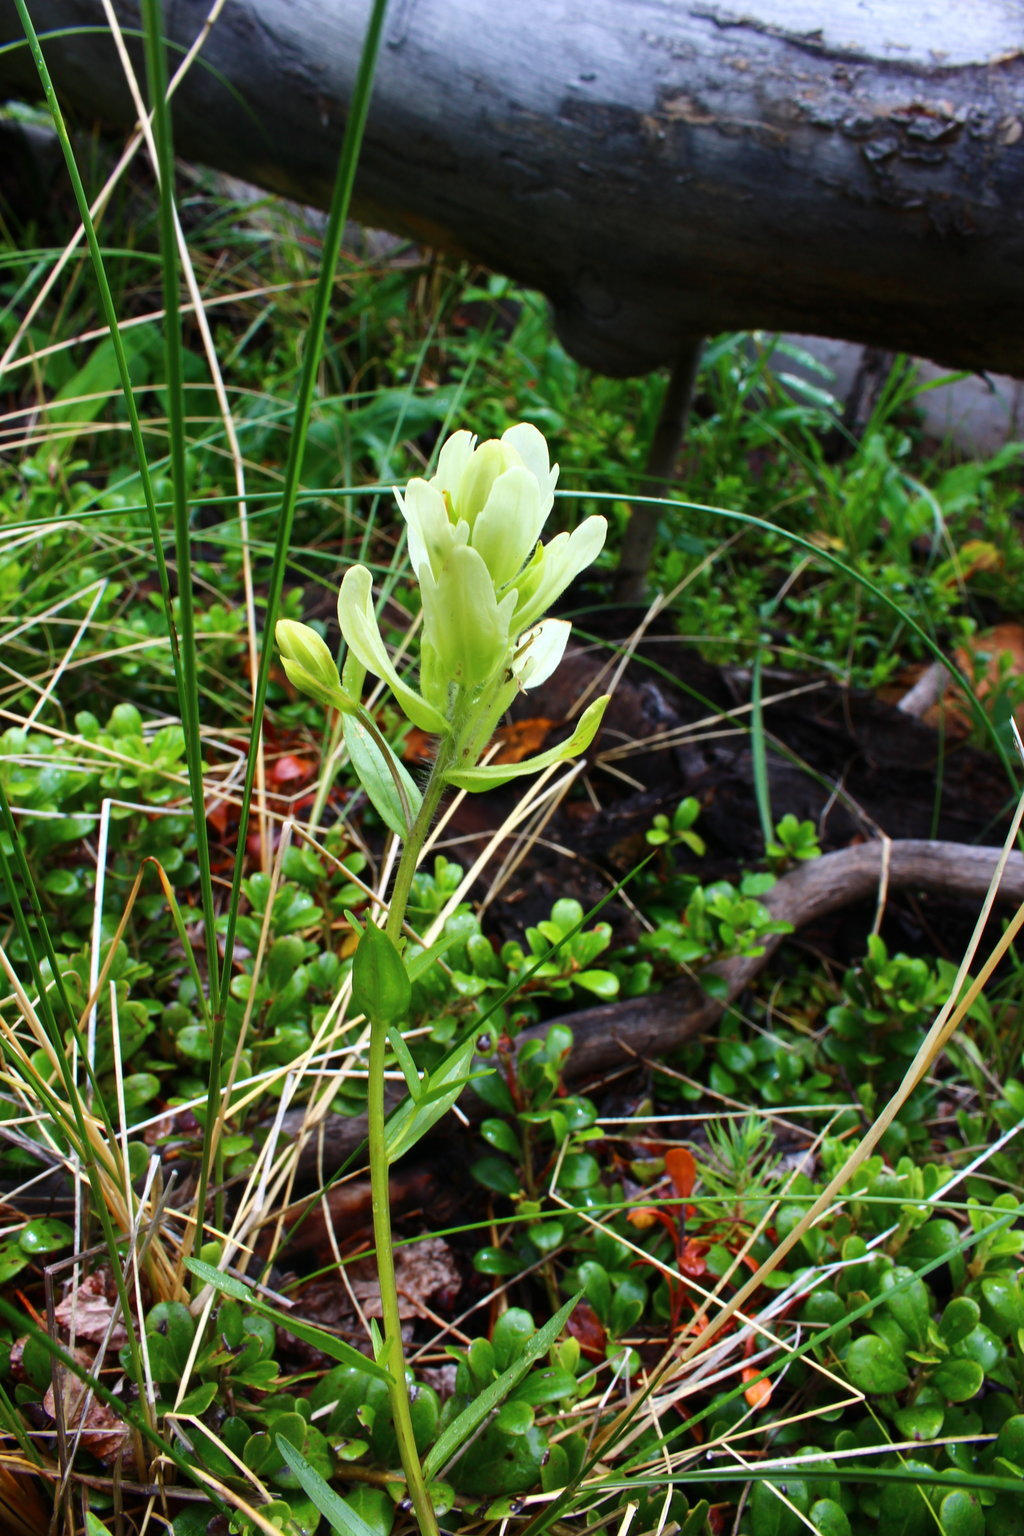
xmin=285 ymin=422 xmax=609 ymax=793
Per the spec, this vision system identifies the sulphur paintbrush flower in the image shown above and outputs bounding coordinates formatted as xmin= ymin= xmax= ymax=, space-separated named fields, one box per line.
xmin=275 ymin=423 xmax=610 ymax=1532
xmin=278 ymin=422 xmax=608 ymax=803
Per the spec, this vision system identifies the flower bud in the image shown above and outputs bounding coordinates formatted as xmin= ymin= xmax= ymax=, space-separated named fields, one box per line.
xmin=275 ymin=619 xmax=353 ymax=709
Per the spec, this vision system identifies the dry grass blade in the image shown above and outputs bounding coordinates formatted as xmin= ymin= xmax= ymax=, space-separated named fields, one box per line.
xmin=0 ymin=858 xmax=182 ymax=1302
xmin=0 ymin=1456 xmax=49 ymax=1536
xmin=0 ymin=0 xmax=231 ymax=378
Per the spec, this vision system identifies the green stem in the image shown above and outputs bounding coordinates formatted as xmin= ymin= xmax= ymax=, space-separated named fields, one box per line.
xmin=366 ymin=736 xmax=457 ymax=1536
xmin=366 ymin=1019 xmax=434 ymax=1533
xmin=382 ymin=758 xmax=452 ymax=951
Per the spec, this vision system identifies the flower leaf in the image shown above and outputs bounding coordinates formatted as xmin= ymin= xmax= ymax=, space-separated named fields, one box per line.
xmin=510 ymin=515 xmax=607 ymax=632
xmin=446 ymin=696 xmax=608 ymax=791
xmin=337 ymin=565 xmax=447 ymax=734
xmin=343 ymin=712 xmax=422 ymax=838
xmin=352 ymin=919 xmax=411 ymax=1028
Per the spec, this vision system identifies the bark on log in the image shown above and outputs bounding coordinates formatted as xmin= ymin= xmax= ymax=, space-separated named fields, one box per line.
xmin=3 ymin=2 xmax=1023 ymax=377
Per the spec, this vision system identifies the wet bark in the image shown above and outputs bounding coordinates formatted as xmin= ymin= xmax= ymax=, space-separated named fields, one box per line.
xmin=2 ymin=1 xmax=1022 ymax=377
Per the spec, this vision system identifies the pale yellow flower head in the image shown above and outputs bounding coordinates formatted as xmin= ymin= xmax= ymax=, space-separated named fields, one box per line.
xmin=280 ymin=423 xmax=609 ymax=793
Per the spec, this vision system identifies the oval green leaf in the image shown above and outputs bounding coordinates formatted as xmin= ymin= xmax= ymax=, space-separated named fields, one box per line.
xmin=843 ymin=1334 xmax=910 ymax=1394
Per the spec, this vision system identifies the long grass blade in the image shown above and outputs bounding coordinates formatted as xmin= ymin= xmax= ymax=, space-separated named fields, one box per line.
xmin=8 ymin=0 xmax=177 ymax=647
xmin=216 ymin=0 xmax=392 ymax=1015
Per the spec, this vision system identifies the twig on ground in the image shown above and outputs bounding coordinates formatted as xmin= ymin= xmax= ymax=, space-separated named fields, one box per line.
xmin=896 ymin=660 xmax=952 ymax=718
xmin=281 ymin=839 xmax=1024 ymax=1176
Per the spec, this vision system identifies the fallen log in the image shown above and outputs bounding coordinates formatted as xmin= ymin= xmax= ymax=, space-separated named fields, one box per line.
xmin=2 ymin=1 xmax=1023 ymax=377
xmin=282 ymin=838 xmax=1024 ymax=1176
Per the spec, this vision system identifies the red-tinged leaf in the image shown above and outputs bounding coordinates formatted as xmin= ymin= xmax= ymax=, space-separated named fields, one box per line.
xmin=566 ymin=1301 xmax=607 ymax=1363
xmin=677 ymin=1301 xmax=711 ymax=1338
xmin=247 ymin=825 xmax=282 ymax=858
xmin=665 ymin=1146 xmax=697 ymax=1199
xmin=205 ymin=798 xmax=236 ymax=837
xmin=679 ymin=1238 xmax=708 ymax=1278
xmin=269 ymin=753 xmax=316 ymax=787
xmin=742 ymin=1365 xmax=772 ymax=1409
xmin=628 ymin=1206 xmax=677 ymax=1240
xmin=291 ymin=794 xmax=314 ymax=816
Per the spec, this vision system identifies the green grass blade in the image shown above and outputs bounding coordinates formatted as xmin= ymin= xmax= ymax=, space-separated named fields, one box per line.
xmin=137 ymin=0 xmax=225 ymax=1236
xmin=216 ymin=0 xmax=391 ymax=1011
xmin=423 ymin=1292 xmax=580 ymax=1481
xmin=8 ymin=0 xmax=177 ymax=643
xmin=140 ymin=0 xmax=220 ymax=1000
xmin=275 ymin=1438 xmax=379 ymax=1536
xmin=749 ymin=644 xmax=774 ymax=851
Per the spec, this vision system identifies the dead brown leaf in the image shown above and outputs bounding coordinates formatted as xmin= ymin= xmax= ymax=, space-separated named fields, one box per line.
xmin=890 ymin=622 xmax=1024 ymax=738
xmin=0 ymin=1454 xmax=49 ymax=1536
xmin=54 ymin=1270 xmax=128 ymax=1349
xmin=493 ymin=717 xmax=556 ymax=764
xmin=352 ymin=1236 xmax=460 ymax=1320
xmin=42 ymin=1348 xmax=131 ymax=1464
xmin=401 ymin=727 xmax=436 ymax=765
xmin=954 ymin=622 xmax=1024 ymax=726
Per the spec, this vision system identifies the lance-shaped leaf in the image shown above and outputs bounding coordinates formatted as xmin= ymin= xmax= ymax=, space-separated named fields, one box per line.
xmin=386 ymin=1021 xmax=423 ymax=1099
xmin=423 ymin=1292 xmax=581 ymax=1480
xmin=276 ymin=1438 xmax=380 ymax=1536
xmin=385 ymin=1034 xmax=478 ymax=1162
xmin=352 ymin=919 xmax=411 ymax=1027
xmin=446 ymin=696 xmax=609 ymax=791
xmin=342 ymin=711 xmax=422 ymax=837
